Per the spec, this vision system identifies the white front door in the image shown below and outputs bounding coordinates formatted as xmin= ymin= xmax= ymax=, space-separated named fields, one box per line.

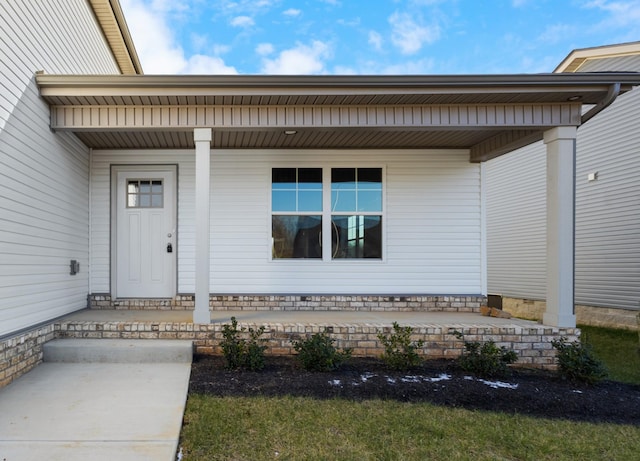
xmin=114 ymin=167 xmax=176 ymax=298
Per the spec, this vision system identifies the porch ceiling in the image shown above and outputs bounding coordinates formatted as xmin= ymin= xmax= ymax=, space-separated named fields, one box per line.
xmin=73 ymin=128 xmax=527 ymax=151
xmin=36 ymin=73 xmax=640 ymax=161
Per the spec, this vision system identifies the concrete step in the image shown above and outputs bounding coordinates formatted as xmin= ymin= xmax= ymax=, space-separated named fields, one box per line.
xmin=43 ymin=339 xmax=193 ymax=364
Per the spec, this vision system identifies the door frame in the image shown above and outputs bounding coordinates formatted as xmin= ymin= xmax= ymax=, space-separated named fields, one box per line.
xmin=110 ymin=164 xmax=178 ymax=298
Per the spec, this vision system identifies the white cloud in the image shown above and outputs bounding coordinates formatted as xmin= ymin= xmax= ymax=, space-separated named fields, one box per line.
xmin=332 ymin=65 xmax=358 ymax=74
xmin=360 ymin=58 xmax=436 ymax=75
xmin=389 ymin=12 xmax=440 ymax=55
xmin=230 ymin=15 xmax=255 ymax=27
xmin=184 ymin=55 xmax=238 ymax=74
xmin=149 ymin=0 xmax=190 ymax=13
xmin=368 ymin=30 xmax=384 ymax=51
xmin=583 ymin=0 xmax=640 ymax=30
xmin=337 ymin=17 xmax=361 ymax=26
xmin=120 ymin=0 xmax=237 ymax=74
xmin=212 ymin=44 xmax=232 ymax=55
xmin=260 ymin=41 xmax=332 ymax=74
xmin=537 ymin=23 xmax=576 ymax=44
xmin=256 ymin=43 xmax=275 ymax=55
xmin=283 ymin=8 xmax=301 ymax=17
xmin=218 ymin=0 xmax=279 ymax=14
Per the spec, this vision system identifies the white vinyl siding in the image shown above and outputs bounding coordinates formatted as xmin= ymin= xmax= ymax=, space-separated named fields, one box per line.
xmin=487 ymin=67 xmax=640 ymax=311
xmin=91 ymin=149 xmax=483 ymax=296
xmin=0 ymin=0 xmax=120 ymax=335
xmin=0 ymin=0 xmax=118 ymax=131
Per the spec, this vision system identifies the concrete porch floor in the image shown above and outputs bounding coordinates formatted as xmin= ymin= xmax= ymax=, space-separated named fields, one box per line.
xmin=59 ymin=308 xmax=538 ymax=327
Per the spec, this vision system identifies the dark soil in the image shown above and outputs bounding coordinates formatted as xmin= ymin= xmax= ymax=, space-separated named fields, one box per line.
xmin=189 ymin=355 xmax=640 ymax=426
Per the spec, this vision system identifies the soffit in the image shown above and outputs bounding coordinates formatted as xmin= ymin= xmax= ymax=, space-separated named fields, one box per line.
xmin=74 ymin=129 xmax=507 ymax=150
xmin=88 ymin=0 xmax=143 ymax=75
xmin=555 ymin=41 xmax=640 ymax=73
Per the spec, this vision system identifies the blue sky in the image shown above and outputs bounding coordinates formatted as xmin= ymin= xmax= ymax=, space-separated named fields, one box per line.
xmin=119 ymin=0 xmax=640 ymax=75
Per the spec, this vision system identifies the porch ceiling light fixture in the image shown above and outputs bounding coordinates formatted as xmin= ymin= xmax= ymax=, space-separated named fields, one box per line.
xmin=283 ymin=130 xmax=297 ymax=135
xmin=567 ymin=95 xmax=582 ymax=101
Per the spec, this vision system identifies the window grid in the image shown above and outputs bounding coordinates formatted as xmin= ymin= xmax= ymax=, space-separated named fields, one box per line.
xmin=271 ymin=167 xmax=383 ymax=260
xmin=126 ymin=179 xmax=163 ymax=208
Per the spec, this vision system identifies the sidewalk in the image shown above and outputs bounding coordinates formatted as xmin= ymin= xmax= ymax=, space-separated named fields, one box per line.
xmin=0 ymin=340 xmax=192 ymax=461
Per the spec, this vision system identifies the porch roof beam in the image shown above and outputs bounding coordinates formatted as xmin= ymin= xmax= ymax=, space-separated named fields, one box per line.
xmin=48 ymin=103 xmax=582 ymax=131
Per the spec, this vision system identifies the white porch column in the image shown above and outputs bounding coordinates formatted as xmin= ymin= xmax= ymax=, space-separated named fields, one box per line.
xmin=194 ymin=128 xmax=212 ymax=323
xmin=543 ymin=126 xmax=577 ymax=328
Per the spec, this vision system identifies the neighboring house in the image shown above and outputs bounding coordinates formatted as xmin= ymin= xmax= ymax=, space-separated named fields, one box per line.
xmin=2 ymin=0 xmax=640 ymax=345
xmin=487 ymin=42 xmax=640 ymax=329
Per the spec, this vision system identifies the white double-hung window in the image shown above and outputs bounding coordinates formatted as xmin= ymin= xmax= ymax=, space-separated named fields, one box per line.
xmin=271 ymin=167 xmax=383 ymax=260
xmin=331 ymin=168 xmax=382 ymax=259
xmin=271 ymin=168 xmax=323 ymax=259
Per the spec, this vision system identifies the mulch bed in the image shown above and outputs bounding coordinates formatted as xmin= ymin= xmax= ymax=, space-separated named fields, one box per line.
xmin=189 ymin=355 xmax=640 ymax=426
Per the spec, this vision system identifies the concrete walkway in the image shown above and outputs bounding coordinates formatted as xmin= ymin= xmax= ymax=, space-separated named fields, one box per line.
xmin=0 ymin=339 xmax=192 ymax=461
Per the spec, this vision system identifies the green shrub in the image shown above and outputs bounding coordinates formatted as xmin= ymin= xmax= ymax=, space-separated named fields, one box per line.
xmin=454 ymin=331 xmax=518 ymax=378
xmin=551 ymin=336 xmax=607 ymax=384
xmin=292 ymin=331 xmax=352 ymax=371
xmin=377 ymin=322 xmax=424 ymax=371
xmin=220 ymin=317 xmax=267 ymax=371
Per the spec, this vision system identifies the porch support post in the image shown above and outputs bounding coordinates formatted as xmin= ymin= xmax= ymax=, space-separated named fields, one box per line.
xmin=194 ymin=128 xmax=212 ymax=324
xmin=543 ymin=126 xmax=577 ymax=328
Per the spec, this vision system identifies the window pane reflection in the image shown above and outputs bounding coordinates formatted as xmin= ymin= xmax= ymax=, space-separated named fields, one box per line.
xmin=332 ymin=215 xmax=382 ymax=259
xmin=272 ymin=215 xmax=322 ymax=259
xmin=272 ymin=168 xmax=322 ymax=212
xmin=331 ymin=168 xmax=381 ymax=212
xmin=126 ymin=179 xmax=163 ymax=208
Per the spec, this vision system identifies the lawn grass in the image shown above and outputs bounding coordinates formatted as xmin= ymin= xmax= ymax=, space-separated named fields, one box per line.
xmin=580 ymin=325 xmax=640 ymax=384
xmin=180 ymin=395 xmax=640 ymax=461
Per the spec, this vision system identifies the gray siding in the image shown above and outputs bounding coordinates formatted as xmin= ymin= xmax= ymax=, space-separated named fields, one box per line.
xmin=487 ymin=53 xmax=640 ymax=311
xmin=0 ymin=0 xmax=120 ymax=335
xmin=486 ymin=141 xmax=547 ymax=299
xmin=574 ymin=88 xmax=640 ymax=310
xmin=578 ymin=55 xmax=640 ymax=72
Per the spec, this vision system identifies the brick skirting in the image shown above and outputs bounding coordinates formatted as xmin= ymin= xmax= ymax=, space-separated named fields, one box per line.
xmin=54 ymin=319 xmax=578 ymax=370
xmin=2 ymin=310 xmax=579 ymax=388
xmin=0 ymin=324 xmax=56 ymax=387
xmin=89 ymin=294 xmax=486 ymax=312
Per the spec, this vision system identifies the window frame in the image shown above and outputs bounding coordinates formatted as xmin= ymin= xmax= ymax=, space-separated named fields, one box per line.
xmin=271 ymin=167 xmax=324 ymax=260
xmin=269 ymin=165 xmax=386 ymax=262
xmin=125 ymin=178 xmax=165 ymax=209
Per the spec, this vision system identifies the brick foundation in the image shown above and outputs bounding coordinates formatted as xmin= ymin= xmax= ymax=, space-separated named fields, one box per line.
xmin=89 ymin=294 xmax=486 ymax=313
xmin=90 ymin=294 xmax=194 ymax=310
xmin=500 ymin=296 xmax=640 ymax=331
xmin=54 ymin=318 xmax=578 ymax=370
xmin=0 ymin=324 xmax=56 ymax=387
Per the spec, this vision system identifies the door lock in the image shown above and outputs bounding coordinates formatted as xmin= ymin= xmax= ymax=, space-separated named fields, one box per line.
xmin=166 ymin=243 xmax=173 ymax=253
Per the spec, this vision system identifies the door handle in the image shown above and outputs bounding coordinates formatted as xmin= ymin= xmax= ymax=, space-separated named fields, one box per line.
xmin=166 ymin=243 xmax=173 ymax=253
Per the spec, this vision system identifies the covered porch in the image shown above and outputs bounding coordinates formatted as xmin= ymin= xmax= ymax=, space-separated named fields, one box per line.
xmin=35 ymin=73 xmax=640 ymax=333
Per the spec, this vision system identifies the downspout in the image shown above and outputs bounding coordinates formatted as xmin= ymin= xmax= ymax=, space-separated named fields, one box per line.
xmin=88 ymin=148 xmax=93 ymax=308
xmin=580 ymin=82 xmax=621 ymax=124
